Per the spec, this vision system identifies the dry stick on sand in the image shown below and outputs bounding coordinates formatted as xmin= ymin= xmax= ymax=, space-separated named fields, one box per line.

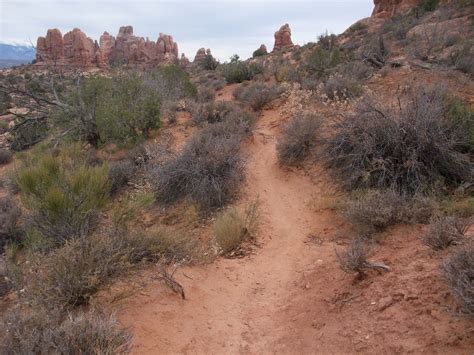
xmin=335 ymin=238 xmax=391 ymax=277
xmin=158 ymin=263 xmax=186 ymax=300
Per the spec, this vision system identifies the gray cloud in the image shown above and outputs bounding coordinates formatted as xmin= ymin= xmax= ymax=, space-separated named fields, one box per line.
xmin=0 ymin=0 xmax=373 ymax=60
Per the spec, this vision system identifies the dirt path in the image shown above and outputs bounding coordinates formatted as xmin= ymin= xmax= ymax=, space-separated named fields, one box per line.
xmin=112 ymin=88 xmax=474 ymax=354
xmin=114 ymin=104 xmax=340 ymax=353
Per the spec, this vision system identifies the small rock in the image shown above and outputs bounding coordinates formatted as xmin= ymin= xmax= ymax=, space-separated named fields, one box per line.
xmin=378 ymin=296 xmax=394 ymax=311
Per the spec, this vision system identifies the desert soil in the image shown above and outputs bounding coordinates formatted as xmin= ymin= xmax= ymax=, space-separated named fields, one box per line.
xmin=105 ymin=82 xmax=474 ymax=354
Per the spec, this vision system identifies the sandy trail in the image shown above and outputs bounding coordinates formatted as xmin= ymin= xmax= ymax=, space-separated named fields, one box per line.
xmin=116 ymin=106 xmax=336 ymax=353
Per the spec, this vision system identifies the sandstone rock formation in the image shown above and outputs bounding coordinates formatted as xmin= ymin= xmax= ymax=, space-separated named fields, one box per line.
xmin=372 ymin=0 xmax=452 ymax=18
xmin=35 ymin=26 xmax=179 ymax=69
xmin=193 ymin=48 xmax=207 ymax=63
xmin=179 ymin=53 xmax=190 ymax=68
xmin=273 ymin=24 xmax=294 ymax=52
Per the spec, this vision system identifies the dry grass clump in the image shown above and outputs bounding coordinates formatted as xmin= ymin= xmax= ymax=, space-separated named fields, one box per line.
xmin=24 ymin=226 xmax=192 ymax=310
xmin=324 ymin=86 xmax=472 ymax=194
xmin=213 ymin=201 xmax=259 ymax=255
xmin=149 ymin=121 xmax=246 ymax=211
xmin=233 ymin=82 xmax=284 ymax=111
xmin=0 ymin=197 xmax=23 ymax=250
xmin=336 ymin=238 xmax=390 ymax=277
xmin=423 ymin=217 xmax=471 ymax=250
xmin=2 ymin=310 xmax=131 ymax=354
xmin=345 ymin=190 xmax=436 ymax=236
xmin=442 ymin=242 xmax=474 ymax=319
xmin=276 ymin=113 xmax=322 ymax=166
xmin=0 ymin=148 xmax=12 ymax=165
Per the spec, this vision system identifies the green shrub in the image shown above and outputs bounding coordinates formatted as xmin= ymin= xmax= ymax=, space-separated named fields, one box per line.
xmin=417 ymin=0 xmax=438 ymax=14
xmin=447 ymin=97 xmax=474 ymax=151
xmin=146 ymin=64 xmax=198 ymax=100
xmin=15 ymin=144 xmax=110 ymax=247
xmin=55 ymin=72 xmax=161 ymax=147
xmin=277 ymin=113 xmax=322 ymax=166
xmin=304 ymin=45 xmax=346 ymax=78
xmin=252 ymin=47 xmax=268 ymax=57
xmin=2 ymin=310 xmax=131 ymax=354
xmin=220 ymin=55 xmax=263 ymax=83
xmin=199 ymin=54 xmax=219 ymax=70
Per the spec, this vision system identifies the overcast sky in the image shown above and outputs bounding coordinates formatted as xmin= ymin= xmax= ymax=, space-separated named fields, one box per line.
xmin=0 ymin=0 xmax=373 ymax=61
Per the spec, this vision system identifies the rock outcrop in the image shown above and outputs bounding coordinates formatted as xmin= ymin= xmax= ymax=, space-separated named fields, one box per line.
xmin=35 ymin=25 xmax=179 ymax=69
xmin=372 ymin=0 xmax=452 ymax=18
xmin=253 ymin=44 xmax=268 ymax=56
xmin=273 ymin=24 xmax=294 ymax=52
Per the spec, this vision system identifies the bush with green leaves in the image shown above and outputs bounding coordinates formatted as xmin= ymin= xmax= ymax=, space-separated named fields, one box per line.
xmin=145 ymin=64 xmax=197 ymax=101
xmin=276 ymin=113 xmax=322 ymax=166
xmin=2 ymin=310 xmax=131 ymax=354
xmin=15 ymin=144 xmax=110 ymax=247
xmin=324 ymin=87 xmax=473 ymax=194
xmin=54 ymin=72 xmax=161 ymax=147
xmin=303 ymin=43 xmax=347 ymax=78
xmin=442 ymin=242 xmax=474 ymax=319
xmin=233 ymin=82 xmax=284 ymax=111
xmin=149 ymin=120 xmax=246 ymax=210
xmin=220 ymin=55 xmax=263 ymax=84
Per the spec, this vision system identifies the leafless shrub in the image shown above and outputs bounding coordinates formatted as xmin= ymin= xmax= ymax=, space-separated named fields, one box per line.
xmin=442 ymin=242 xmax=474 ymax=319
xmin=423 ymin=217 xmax=472 ymax=250
xmin=324 ymin=86 xmax=472 ymax=194
xmin=109 ymin=160 xmax=135 ymax=195
xmin=25 ymin=235 xmax=126 ymax=309
xmin=158 ymin=264 xmax=185 ymax=299
xmin=0 ymin=149 xmax=12 ymax=165
xmin=0 ymin=197 xmax=23 ymax=249
xmin=345 ymin=190 xmax=436 ymax=236
xmin=336 ymin=238 xmax=390 ymax=277
xmin=197 ymin=87 xmax=216 ymax=102
xmin=190 ymin=100 xmax=235 ymax=124
xmin=233 ymin=82 xmax=284 ymax=111
xmin=1 ymin=310 xmax=131 ymax=354
xmin=149 ymin=122 xmax=246 ymax=210
xmin=323 ymin=73 xmax=363 ymax=101
xmin=276 ymin=113 xmax=322 ymax=166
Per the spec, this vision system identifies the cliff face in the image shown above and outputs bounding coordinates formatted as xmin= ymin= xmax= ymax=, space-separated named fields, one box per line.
xmin=35 ymin=26 xmax=179 ymax=69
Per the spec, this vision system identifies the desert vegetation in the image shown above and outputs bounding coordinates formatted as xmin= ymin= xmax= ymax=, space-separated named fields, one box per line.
xmin=0 ymin=1 xmax=473 ymax=352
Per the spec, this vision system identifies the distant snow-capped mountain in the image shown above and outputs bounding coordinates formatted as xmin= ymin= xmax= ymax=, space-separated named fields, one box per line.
xmin=0 ymin=42 xmax=36 ymax=68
